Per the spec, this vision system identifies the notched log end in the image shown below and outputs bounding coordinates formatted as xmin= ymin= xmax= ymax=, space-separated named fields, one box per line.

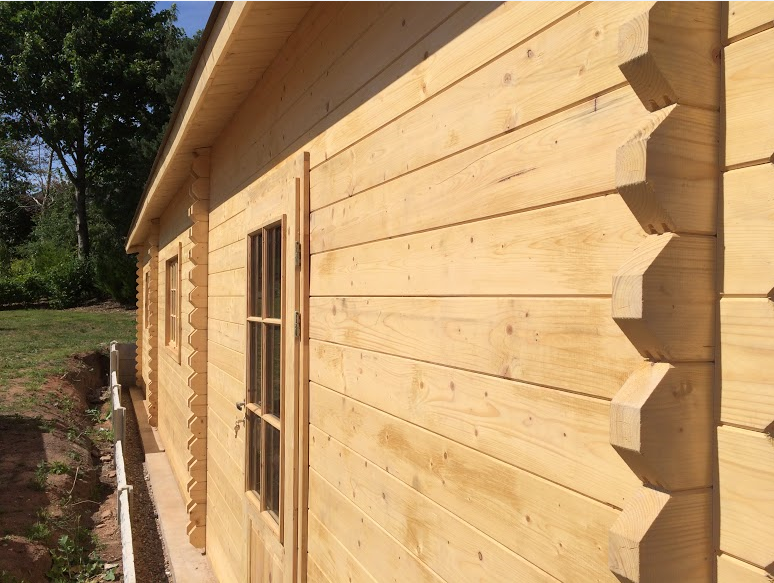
xmin=618 ymin=2 xmax=720 ymax=112
xmin=610 ymin=488 xmax=712 ymax=583
xmin=611 ymin=362 xmax=713 ymax=490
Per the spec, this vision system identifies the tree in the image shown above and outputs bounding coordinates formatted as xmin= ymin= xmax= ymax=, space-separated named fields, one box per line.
xmin=0 ymin=2 xmax=182 ymax=259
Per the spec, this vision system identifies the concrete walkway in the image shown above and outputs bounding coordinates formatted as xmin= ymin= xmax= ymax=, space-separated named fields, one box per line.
xmin=129 ymin=387 xmax=216 ymax=583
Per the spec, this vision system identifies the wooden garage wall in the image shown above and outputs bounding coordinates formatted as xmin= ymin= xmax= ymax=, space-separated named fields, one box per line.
xmin=718 ymin=3 xmax=774 ymax=581
xmin=204 ymin=2 xmax=721 ymax=582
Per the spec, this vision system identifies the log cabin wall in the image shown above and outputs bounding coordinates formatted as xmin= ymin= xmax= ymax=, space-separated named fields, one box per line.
xmin=202 ymin=2 xmax=722 ymax=582
xmin=717 ymin=2 xmax=774 ymax=581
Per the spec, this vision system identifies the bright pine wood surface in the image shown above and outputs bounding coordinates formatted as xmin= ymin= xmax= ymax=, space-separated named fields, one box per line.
xmin=718 ymin=425 xmax=774 ymax=569
xmin=723 ymin=164 xmax=774 ymax=294
xmin=720 ymin=298 xmax=774 ymax=431
xmin=310 ymin=194 xmax=646 ymax=297
xmin=725 ymin=28 xmax=774 ymax=167
xmin=309 ymin=340 xmax=638 ymax=507
xmin=310 ymin=2 xmax=648 ymax=209
xmin=727 ymin=1 xmax=774 ymax=42
xmin=310 ymin=386 xmax=618 ymax=583
xmin=309 ymin=424 xmax=562 ymax=583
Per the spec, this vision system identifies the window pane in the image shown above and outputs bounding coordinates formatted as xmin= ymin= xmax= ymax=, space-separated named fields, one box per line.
xmin=266 ymin=324 xmax=281 ymax=417
xmin=250 ymin=233 xmax=262 ymax=317
xmin=247 ymin=411 xmax=261 ymax=494
xmin=248 ymin=322 xmax=262 ymax=406
xmin=266 ymin=226 xmax=282 ymax=318
xmin=265 ymin=423 xmax=280 ymax=520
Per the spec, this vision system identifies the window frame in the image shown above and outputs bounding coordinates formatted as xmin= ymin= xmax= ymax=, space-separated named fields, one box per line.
xmin=244 ymin=217 xmax=286 ymax=540
xmin=165 ymin=245 xmax=182 ymax=362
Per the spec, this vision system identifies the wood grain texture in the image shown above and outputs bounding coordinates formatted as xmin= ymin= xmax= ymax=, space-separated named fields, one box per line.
xmin=720 ymin=298 xmax=774 ymax=431
xmin=616 ymin=104 xmax=718 ymax=235
xmin=310 ymin=340 xmax=638 ymax=507
xmin=309 ymin=425 xmax=561 ymax=583
xmin=727 ymin=1 xmax=774 ymax=42
xmin=612 ymin=233 xmax=715 ymax=362
xmin=305 ymin=1 xmax=583 ymax=168
xmin=609 ymin=487 xmax=712 ymax=583
xmin=310 ymin=385 xmax=619 ymax=583
xmin=307 ymin=513 xmax=377 ymax=583
xmin=610 ymin=362 xmax=713 ymax=490
xmin=725 ymin=28 xmax=774 ymax=167
xmin=309 ymin=296 xmax=643 ymax=399
xmin=718 ymin=425 xmax=774 ymax=570
xmin=310 ymin=1 xmax=646 ymax=208
xmin=311 ymin=194 xmax=646 ymax=297
xmin=309 ymin=469 xmax=445 ymax=583
xmin=723 ymin=164 xmax=774 ymax=295
xmin=311 ymin=86 xmax=646 ymax=254
xmin=717 ymin=553 xmax=773 ymax=583
xmin=617 ymin=2 xmax=720 ymax=111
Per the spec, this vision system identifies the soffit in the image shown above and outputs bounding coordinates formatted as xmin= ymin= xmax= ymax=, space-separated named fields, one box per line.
xmin=127 ymin=1 xmax=311 ymax=250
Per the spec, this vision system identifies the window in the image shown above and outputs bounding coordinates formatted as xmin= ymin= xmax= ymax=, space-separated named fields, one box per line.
xmin=246 ymin=222 xmax=284 ymax=527
xmin=166 ymin=256 xmax=179 ymax=348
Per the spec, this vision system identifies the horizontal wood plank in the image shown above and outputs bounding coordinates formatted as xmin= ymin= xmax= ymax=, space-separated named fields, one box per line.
xmin=307 ymin=513 xmax=377 ymax=583
xmin=723 ymin=164 xmax=774 ymax=294
xmin=310 ymin=340 xmax=638 ymax=507
xmin=727 ymin=1 xmax=774 ymax=42
xmin=720 ymin=298 xmax=774 ymax=431
xmin=310 ymin=1 xmax=647 ymax=209
xmin=305 ymin=1 xmax=584 ymax=166
xmin=310 ymin=425 xmax=561 ymax=583
xmin=309 ymin=296 xmax=643 ymax=399
xmin=311 ymin=194 xmax=646 ymax=296
xmin=310 ymin=384 xmax=619 ymax=582
xmin=718 ymin=425 xmax=774 ymax=569
xmin=309 ymin=468 xmax=445 ymax=583
xmin=725 ymin=28 xmax=774 ymax=166
xmin=717 ymin=553 xmax=772 ymax=583
xmin=310 ymin=86 xmax=645 ymax=253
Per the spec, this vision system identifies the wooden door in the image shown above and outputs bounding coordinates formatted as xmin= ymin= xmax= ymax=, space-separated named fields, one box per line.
xmin=243 ymin=153 xmax=306 ymax=583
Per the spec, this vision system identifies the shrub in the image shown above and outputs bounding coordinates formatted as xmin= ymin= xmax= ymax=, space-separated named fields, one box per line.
xmin=45 ymin=258 xmax=93 ymax=309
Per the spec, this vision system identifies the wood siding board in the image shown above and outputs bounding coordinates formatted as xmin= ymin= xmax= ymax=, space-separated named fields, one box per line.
xmin=727 ymin=1 xmax=774 ymax=42
xmin=306 ymin=1 xmax=585 ymax=170
xmin=310 ymin=194 xmax=646 ymax=297
xmin=310 ymin=86 xmax=645 ymax=254
xmin=309 ymin=296 xmax=643 ymax=399
xmin=720 ymin=298 xmax=774 ymax=431
xmin=307 ymin=513 xmax=378 ymax=583
xmin=309 ymin=385 xmax=619 ymax=582
xmin=310 ymin=424 xmax=561 ymax=583
xmin=309 ymin=468 xmax=446 ymax=583
xmin=725 ymin=28 xmax=774 ymax=167
xmin=310 ymin=2 xmax=648 ymax=209
xmin=717 ymin=552 xmax=773 ymax=583
xmin=723 ymin=165 xmax=774 ymax=295
xmin=309 ymin=339 xmax=638 ymax=507
xmin=718 ymin=426 xmax=774 ymax=569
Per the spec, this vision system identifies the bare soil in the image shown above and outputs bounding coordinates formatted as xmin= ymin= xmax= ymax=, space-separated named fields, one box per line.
xmin=0 ymin=352 xmax=162 ymax=583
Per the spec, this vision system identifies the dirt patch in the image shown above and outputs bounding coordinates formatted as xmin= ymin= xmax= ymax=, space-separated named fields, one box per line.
xmin=0 ymin=352 xmax=141 ymax=582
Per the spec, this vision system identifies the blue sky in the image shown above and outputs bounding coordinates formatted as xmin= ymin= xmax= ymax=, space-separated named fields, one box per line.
xmin=155 ymin=1 xmax=215 ymax=37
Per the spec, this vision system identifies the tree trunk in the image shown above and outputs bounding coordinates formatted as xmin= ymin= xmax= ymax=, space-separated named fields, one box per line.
xmin=74 ymin=179 xmax=89 ymax=259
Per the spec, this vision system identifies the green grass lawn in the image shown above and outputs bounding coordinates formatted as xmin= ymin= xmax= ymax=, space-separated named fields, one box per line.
xmin=0 ymin=308 xmax=136 ymax=412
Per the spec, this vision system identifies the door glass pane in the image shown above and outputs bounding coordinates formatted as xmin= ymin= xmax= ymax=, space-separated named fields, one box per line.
xmin=265 ymin=423 xmax=281 ymax=520
xmin=248 ymin=322 xmax=262 ymax=406
xmin=250 ymin=233 xmax=262 ymax=317
xmin=266 ymin=226 xmax=282 ymax=318
xmin=247 ymin=412 xmax=261 ymax=493
xmin=265 ymin=324 xmax=281 ymax=417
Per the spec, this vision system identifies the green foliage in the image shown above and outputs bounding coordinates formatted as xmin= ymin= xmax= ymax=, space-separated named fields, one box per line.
xmin=45 ymin=257 xmax=93 ymax=309
xmin=47 ymin=530 xmax=107 ymax=583
xmin=0 ymin=0 xmax=195 ymax=277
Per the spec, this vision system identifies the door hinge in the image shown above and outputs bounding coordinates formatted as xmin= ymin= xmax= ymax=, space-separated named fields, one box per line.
xmin=295 ymin=241 xmax=302 ymax=269
xmin=294 ymin=311 xmax=301 ymax=339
